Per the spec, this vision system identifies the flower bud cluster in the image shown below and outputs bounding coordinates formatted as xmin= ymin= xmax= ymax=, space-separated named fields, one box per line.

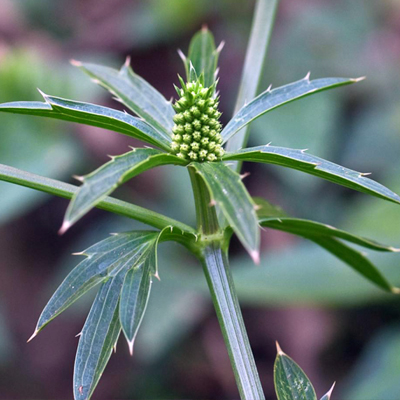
xmin=171 ymin=77 xmax=224 ymax=162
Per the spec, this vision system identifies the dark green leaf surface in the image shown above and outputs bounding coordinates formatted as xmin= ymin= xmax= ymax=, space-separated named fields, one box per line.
xmin=259 ymin=217 xmax=399 ymax=252
xmin=62 ymin=148 xmax=187 ymax=231
xmin=274 ymin=344 xmax=317 ymax=400
xmin=185 ymin=27 xmax=222 ymax=87
xmin=191 ymin=162 xmax=259 ymax=262
xmin=31 ymin=231 xmax=158 ymax=335
xmin=222 ymin=76 xmax=361 ymax=144
xmin=224 ymin=145 xmax=400 ymax=204
xmin=310 ymin=236 xmax=394 ymax=292
xmin=0 ymin=94 xmax=171 ymax=150
xmin=0 ymin=163 xmax=197 ymax=236
xmin=73 ymin=271 xmax=124 ymax=400
xmin=119 ymin=256 xmax=153 ymax=353
xmin=253 ymin=197 xmax=287 ymax=219
xmin=73 ymin=60 xmax=175 ymax=137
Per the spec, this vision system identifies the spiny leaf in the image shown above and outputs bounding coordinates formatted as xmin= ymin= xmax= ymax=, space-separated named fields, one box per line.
xmin=224 ymin=145 xmax=400 ymax=205
xmin=184 ymin=26 xmax=223 ymax=87
xmin=191 ymin=162 xmax=259 ymax=262
xmin=259 ymin=217 xmax=400 ymax=253
xmin=73 ymin=270 xmax=125 ymax=400
xmin=61 ymin=148 xmax=187 ymax=232
xmin=274 ymin=342 xmax=317 ymax=400
xmin=119 ymin=255 xmax=153 ymax=354
xmin=30 ymin=231 xmax=158 ymax=338
xmin=72 ymin=59 xmax=175 ymax=137
xmin=0 ymin=93 xmax=171 ymax=151
xmin=310 ymin=236 xmax=395 ymax=293
xmin=222 ymin=75 xmax=362 ymax=144
xmin=320 ymin=383 xmax=335 ymax=400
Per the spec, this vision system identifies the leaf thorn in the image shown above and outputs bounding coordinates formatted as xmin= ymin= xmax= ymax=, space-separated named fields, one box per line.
xmin=27 ymin=329 xmax=39 ymax=343
xmin=128 ymin=339 xmax=135 ymax=356
xmin=216 ymin=41 xmax=225 ymax=53
xmin=70 ymin=59 xmax=82 ymax=67
xmin=209 ymin=199 xmax=217 ymax=207
xmin=72 ymin=175 xmax=84 ymax=182
xmin=250 ymin=250 xmax=260 ymax=265
xmin=326 ymin=382 xmax=336 ymax=398
xmin=124 ymin=56 xmax=131 ymax=68
xmin=391 ymin=287 xmax=400 ymax=294
xmin=305 ymin=71 xmax=311 ymax=81
xmin=275 ymin=341 xmax=285 ymax=355
xmin=359 ymin=172 xmax=372 ymax=177
xmin=59 ymin=221 xmax=71 ymax=235
xmin=75 ymin=332 xmax=82 ymax=337
xmin=353 ymin=76 xmax=366 ymax=82
xmin=240 ymin=172 xmax=250 ymax=180
xmin=154 ymin=271 xmax=161 ymax=281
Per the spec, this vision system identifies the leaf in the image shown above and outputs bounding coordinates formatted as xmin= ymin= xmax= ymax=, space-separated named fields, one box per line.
xmin=0 ymin=163 xmax=197 ymax=236
xmin=191 ymin=162 xmax=259 ymax=262
xmin=62 ymin=148 xmax=187 ymax=232
xmin=309 ymin=236 xmax=394 ymax=293
xmin=224 ymin=0 xmax=279 ymax=161
xmin=274 ymin=342 xmax=317 ymax=400
xmin=73 ymin=271 xmax=124 ymax=400
xmin=119 ymin=255 xmax=153 ymax=354
xmin=253 ymin=197 xmax=287 ymax=219
xmin=72 ymin=59 xmax=175 ymax=137
xmin=221 ymin=75 xmax=362 ymax=144
xmin=0 ymin=93 xmax=171 ymax=151
xmin=184 ymin=27 xmax=222 ymax=87
xmin=30 ymin=231 xmax=158 ymax=337
xmin=224 ymin=145 xmax=400 ymax=205
xmin=320 ymin=383 xmax=335 ymax=400
xmin=259 ymin=217 xmax=400 ymax=253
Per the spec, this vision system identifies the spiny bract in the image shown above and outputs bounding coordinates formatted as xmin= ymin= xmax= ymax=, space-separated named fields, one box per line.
xmin=171 ymin=76 xmax=224 ymax=162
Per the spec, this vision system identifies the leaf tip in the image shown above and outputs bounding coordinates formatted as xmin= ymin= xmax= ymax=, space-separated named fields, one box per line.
xmin=128 ymin=339 xmax=135 ymax=356
xmin=59 ymin=220 xmax=72 ymax=235
xmin=250 ymin=250 xmax=260 ymax=265
xmin=305 ymin=71 xmax=311 ymax=81
xmin=72 ymin=175 xmax=84 ymax=183
xmin=70 ymin=59 xmax=82 ymax=67
xmin=240 ymin=172 xmax=250 ymax=180
xmin=325 ymin=381 xmax=336 ymax=399
xmin=353 ymin=76 xmax=366 ymax=83
xmin=124 ymin=56 xmax=131 ymax=68
xmin=201 ymin=24 xmax=208 ymax=32
xmin=275 ymin=341 xmax=284 ymax=355
xmin=27 ymin=329 xmax=39 ymax=343
xmin=391 ymin=287 xmax=400 ymax=295
xmin=216 ymin=41 xmax=225 ymax=53
xmin=389 ymin=246 xmax=400 ymax=253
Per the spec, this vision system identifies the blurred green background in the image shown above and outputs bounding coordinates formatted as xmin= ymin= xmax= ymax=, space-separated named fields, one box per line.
xmin=1 ymin=0 xmax=400 ymax=398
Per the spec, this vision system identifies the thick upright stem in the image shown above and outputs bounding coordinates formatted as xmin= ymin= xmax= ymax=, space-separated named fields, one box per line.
xmin=189 ymin=166 xmax=265 ymax=400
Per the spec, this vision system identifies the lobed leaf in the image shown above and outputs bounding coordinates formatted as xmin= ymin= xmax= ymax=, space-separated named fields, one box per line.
xmin=221 ymin=75 xmax=362 ymax=144
xmin=274 ymin=343 xmax=317 ymax=400
xmin=191 ymin=162 xmax=259 ymax=262
xmin=72 ymin=59 xmax=175 ymax=137
xmin=224 ymin=145 xmax=400 ymax=205
xmin=73 ymin=271 xmax=125 ymax=400
xmin=62 ymin=148 xmax=187 ymax=232
xmin=0 ymin=94 xmax=171 ymax=151
xmin=119 ymin=255 xmax=153 ymax=354
xmin=30 ymin=231 xmax=158 ymax=336
xmin=183 ymin=27 xmax=222 ymax=87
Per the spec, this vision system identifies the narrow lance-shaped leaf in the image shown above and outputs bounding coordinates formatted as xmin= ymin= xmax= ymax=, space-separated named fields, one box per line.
xmin=28 ymin=231 xmax=158 ymax=339
xmin=222 ymin=75 xmax=363 ymax=144
xmin=119 ymin=254 xmax=153 ymax=355
xmin=61 ymin=148 xmax=187 ymax=233
xmin=274 ymin=342 xmax=317 ymax=400
xmin=224 ymin=145 xmax=400 ymax=205
xmin=183 ymin=26 xmax=223 ymax=87
xmin=74 ymin=269 xmax=126 ymax=400
xmin=72 ymin=59 xmax=175 ymax=137
xmin=191 ymin=162 xmax=259 ymax=263
xmin=0 ymin=163 xmax=197 ymax=236
xmin=256 ymin=198 xmax=399 ymax=292
xmin=0 ymin=92 xmax=171 ymax=151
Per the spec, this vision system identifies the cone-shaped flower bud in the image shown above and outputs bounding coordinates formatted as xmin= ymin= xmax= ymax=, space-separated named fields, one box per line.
xmin=171 ymin=76 xmax=224 ymax=162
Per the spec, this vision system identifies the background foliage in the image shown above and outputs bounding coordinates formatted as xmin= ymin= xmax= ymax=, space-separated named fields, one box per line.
xmin=1 ymin=0 xmax=400 ymax=398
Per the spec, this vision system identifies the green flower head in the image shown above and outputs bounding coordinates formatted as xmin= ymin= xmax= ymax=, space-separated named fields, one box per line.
xmin=171 ymin=76 xmax=224 ymax=162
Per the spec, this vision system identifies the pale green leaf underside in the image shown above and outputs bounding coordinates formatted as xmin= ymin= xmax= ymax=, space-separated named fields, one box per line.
xmin=274 ymin=348 xmax=317 ymax=400
xmin=224 ymin=145 xmax=400 ymax=205
xmin=191 ymin=162 xmax=259 ymax=260
xmin=63 ymin=148 xmax=187 ymax=230
xmin=119 ymin=256 xmax=153 ymax=347
xmin=0 ymin=94 xmax=171 ymax=151
xmin=221 ymin=76 xmax=360 ymax=144
xmin=74 ymin=271 xmax=124 ymax=400
xmin=34 ymin=231 xmax=158 ymax=333
xmin=74 ymin=60 xmax=175 ymax=137
xmin=186 ymin=28 xmax=221 ymax=87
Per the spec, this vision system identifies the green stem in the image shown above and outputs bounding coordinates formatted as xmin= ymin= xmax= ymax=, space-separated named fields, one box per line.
xmin=0 ymin=163 xmax=196 ymax=236
xmin=226 ymin=0 xmax=280 ymax=172
xmin=189 ymin=166 xmax=265 ymax=400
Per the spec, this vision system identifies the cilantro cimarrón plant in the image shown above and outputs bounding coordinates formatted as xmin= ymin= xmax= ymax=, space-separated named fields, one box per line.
xmin=2 ymin=5 xmax=400 ymax=400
